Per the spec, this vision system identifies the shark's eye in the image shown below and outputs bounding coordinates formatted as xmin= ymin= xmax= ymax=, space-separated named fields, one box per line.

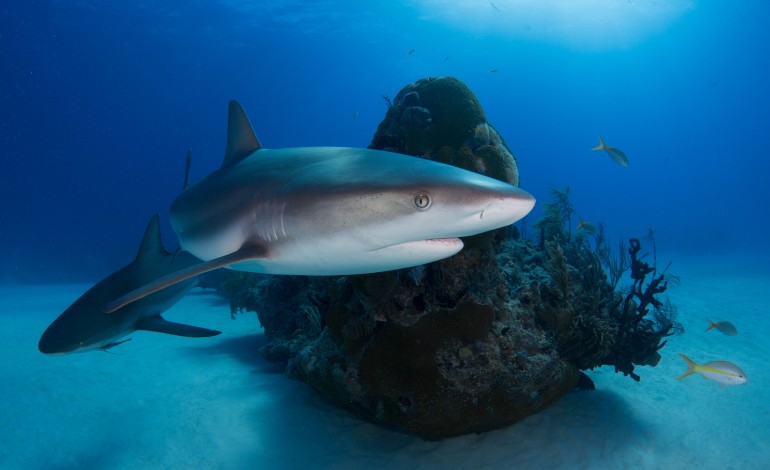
xmin=413 ymin=192 xmax=431 ymax=210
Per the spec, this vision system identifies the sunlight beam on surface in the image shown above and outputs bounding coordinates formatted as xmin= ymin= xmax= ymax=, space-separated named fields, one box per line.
xmin=410 ymin=0 xmax=695 ymax=49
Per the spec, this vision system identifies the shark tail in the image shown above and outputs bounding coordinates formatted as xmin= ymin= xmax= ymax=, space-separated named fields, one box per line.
xmin=675 ymin=353 xmax=699 ymax=380
xmin=592 ymin=134 xmax=606 ymax=151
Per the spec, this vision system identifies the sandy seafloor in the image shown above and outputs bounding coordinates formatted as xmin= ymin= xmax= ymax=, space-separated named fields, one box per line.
xmin=1 ymin=253 xmax=768 ymax=469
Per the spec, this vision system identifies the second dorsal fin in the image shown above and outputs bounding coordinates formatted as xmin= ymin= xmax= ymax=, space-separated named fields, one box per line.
xmin=222 ymin=100 xmax=262 ymax=168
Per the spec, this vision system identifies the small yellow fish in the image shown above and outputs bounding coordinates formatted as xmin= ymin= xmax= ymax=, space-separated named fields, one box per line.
xmin=592 ymin=135 xmax=629 ymax=167
xmin=406 ymin=48 xmax=415 ymax=56
xmin=676 ymin=354 xmax=747 ymax=386
xmin=706 ymin=319 xmax=738 ymax=336
xmin=576 ymin=217 xmax=589 ymax=230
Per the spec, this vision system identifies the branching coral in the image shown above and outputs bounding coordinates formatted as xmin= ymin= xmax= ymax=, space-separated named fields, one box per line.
xmin=550 ymin=187 xmax=575 ymax=236
xmin=301 ymin=304 xmax=324 ymax=335
xmin=530 ymin=189 xmax=682 ymax=382
xmin=604 ymin=239 xmax=630 ymax=291
xmin=533 ymin=187 xmax=573 ymax=249
xmin=604 ymin=238 xmax=683 ymax=381
xmin=544 ymin=240 xmax=569 ymax=301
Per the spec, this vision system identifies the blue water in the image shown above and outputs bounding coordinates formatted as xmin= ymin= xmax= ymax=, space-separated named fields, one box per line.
xmin=3 ymin=1 xmax=769 ymax=282
xmin=2 ymin=1 xmax=770 ymax=468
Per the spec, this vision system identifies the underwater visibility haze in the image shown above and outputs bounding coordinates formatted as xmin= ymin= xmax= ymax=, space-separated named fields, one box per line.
xmin=2 ymin=1 xmax=770 ymax=468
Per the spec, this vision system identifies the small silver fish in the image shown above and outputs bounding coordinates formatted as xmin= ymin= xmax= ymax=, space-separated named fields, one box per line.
xmin=705 ymin=319 xmax=738 ymax=336
xmin=592 ymin=135 xmax=629 ymax=167
xmin=676 ymin=354 xmax=747 ymax=386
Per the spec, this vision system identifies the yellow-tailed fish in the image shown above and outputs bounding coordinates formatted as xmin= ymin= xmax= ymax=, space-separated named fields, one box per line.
xmin=592 ymin=135 xmax=629 ymax=167
xmin=576 ymin=217 xmax=589 ymax=230
xmin=406 ymin=48 xmax=415 ymax=56
xmin=676 ymin=354 xmax=747 ymax=386
xmin=488 ymin=69 xmax=498 ymax=73
xmin=705 ymin=319 xmax=738 ymax=336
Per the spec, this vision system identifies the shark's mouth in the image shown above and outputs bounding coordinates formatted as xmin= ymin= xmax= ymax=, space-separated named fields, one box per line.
xmin=373 ymin=237 xmax=464 ymax=260
xmin=423 ymin=237 xmax=464 ymax=247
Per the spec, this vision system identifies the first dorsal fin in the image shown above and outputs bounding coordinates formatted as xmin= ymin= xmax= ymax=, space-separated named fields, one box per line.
xmin=136 ymin=214 xmax=169 ymax=261
xmin=223 ymin=100 xmax=261 ymax=168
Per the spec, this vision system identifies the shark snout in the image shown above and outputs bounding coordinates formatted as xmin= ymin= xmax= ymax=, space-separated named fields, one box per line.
xmin=38 ymin=330 xmax=75 ymax=355
xmin=478 ymin=189 xmax=536 ymax=225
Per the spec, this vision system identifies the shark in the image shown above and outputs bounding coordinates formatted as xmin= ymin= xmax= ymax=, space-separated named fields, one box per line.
xmin=39 ymin=214 xmax=220 ymax=354
xmin=592 ymin=135 xmax=629 ymax=167
xmin=103 ymin=100 xmax=536 ymax=312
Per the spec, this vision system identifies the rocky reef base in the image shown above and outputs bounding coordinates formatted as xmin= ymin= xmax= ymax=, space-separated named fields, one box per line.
xmin=220 ymin=77 xmax=679 ymax=439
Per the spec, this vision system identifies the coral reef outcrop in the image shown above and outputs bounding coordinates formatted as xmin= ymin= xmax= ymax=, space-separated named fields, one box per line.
xmin=220 ymin=77 xmax=679 ymax=438
xmin=370 ymin=77 xmax=519 ymax=186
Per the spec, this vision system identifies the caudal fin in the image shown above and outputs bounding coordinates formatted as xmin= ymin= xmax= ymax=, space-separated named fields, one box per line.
xmin=591 ymin=134 xmax=606 ymax=151
xmin=705 ymin=319 xmax=717 ymax=332
xmin=675 ymin=353 xmax=698 ymax=380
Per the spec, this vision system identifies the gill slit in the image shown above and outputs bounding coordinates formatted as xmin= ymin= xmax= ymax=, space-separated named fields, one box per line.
xmin=271 ymin=199 xmax=279 ymax=242
xmin=254 ymin=199 xmax=287 ymax=244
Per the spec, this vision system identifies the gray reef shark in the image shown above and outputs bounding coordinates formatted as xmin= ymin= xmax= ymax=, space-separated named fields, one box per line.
xmin=104 ymin=100 xmax=536 ymax=312
xmin=39 ymin=214 xmax=220 ymax=354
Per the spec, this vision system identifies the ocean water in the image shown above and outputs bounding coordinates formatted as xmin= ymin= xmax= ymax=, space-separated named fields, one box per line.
xmin=2 ymin=1 xmax=769 ymax=469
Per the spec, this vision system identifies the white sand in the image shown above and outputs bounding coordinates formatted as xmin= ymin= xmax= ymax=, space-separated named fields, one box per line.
xmin=1 ymin=254 xmax=768 ymax=469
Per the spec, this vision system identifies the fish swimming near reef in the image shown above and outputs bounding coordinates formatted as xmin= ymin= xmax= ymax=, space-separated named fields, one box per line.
xmin=675 ymin=354 xmax=747 ymax=386
xmin=592 ymin=135 xmax=629 ymax=167
xmin=39 ymin=214 xmax=220 ymax=354
xmin=103 ymin=100 xmax=536 ymax=312
xmin=705 ymin=319 xmax=738 ymax=336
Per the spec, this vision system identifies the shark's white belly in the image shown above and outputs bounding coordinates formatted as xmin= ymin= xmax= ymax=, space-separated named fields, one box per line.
xmin=179 ymin=204 xmax=466 ymax=275
xmin=227 ymin=236 xmax=464 ymax=275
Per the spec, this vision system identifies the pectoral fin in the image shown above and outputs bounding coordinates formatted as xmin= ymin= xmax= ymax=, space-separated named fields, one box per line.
xmin=137 ymin=316 xmax=221 ymax=337
xmin=98 ymin=338 xmax=132 ymax=351
xmin=102 ymin=244 xmax=267 ymax=313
